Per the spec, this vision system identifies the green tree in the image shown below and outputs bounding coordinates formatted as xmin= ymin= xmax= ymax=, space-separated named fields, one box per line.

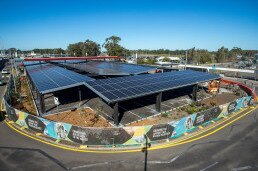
xmin=146 ymin=58 xmax=157 ymax=65
xmin=162 ymin=57 xmax=171 ymax=62
xmin=103 ymin=36 xmax=129 ymax=57
xmin=82 ymin=39 xmax=101 ymax=56
xmin=67 ymin=39 xmax=101 ymax=56
xmin=137 ymin=58 xmax=145 ymax=64
xmin=215 ymin=46 xmax=229 ymax=63
xmin=198 ymin=50 xmax=212 ymax=64
xmin=187 ymin=47 xmax=195 ymax=63
xmin=229 ymin=47 xmax=242 ymax=60
xmin=67 ymin=42 xmax=83 ymax=56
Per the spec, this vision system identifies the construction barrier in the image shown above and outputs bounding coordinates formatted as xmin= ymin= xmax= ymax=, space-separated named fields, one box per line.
xmin=2 ymin=76 xmax=255 ymax=147
xmin=3 ymin=96 xmax=253 ymax=147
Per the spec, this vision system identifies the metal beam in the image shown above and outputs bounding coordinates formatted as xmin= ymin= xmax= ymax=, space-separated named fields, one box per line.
xmin=24 ymin=56 xmax=121 ymax=62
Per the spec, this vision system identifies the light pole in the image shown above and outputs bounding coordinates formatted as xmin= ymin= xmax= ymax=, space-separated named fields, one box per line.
xmin=142 ymin=134 xmax=151 ymax=171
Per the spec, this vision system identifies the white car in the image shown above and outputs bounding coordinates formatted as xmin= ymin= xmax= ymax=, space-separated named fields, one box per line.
xmin=1 ymin=69 xmax=9 ymax=74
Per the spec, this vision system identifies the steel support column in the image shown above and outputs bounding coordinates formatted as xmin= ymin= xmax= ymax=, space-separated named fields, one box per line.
xmin=39 ymin=93 xmax=45 ymax=115
xmin=113 ymin=102 xmax=119 ymax=126
xmin=156 ymin=92 xmax=162 ymax=112
xmin=192 ymin=84 xmax=198 ymax=101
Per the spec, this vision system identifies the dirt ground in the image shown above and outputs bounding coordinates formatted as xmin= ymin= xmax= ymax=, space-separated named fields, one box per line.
xmin=128 ymin=92 xmax=240 ymax=126
xmin=13 ymin=76 xmax=37 ymax=115
xmin=128 ymin=110 xmax=189 ymax=126
xmin=201 ymin=92 xmax=240 ymax=107
xmin=44 ymin=108 xmax=111 ymax=127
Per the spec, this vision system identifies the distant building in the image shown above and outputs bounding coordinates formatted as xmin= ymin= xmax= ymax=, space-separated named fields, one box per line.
xmin=155 ymin=56 xmax=181 ymax=66
xmin=255 ymin=53 xmax=258 ymax=62
xmin=156 ymin=56 xmax=180 ymax=62
xmin=236 ymin=55 xmax=242 ymax=59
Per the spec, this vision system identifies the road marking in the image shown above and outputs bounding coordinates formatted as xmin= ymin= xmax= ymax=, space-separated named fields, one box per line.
xmin=200 ymin=162 xmax=219 ymax=171
xmin=231 ymin=166 xmax=252 ymax=171
xmin=148 ymin=155 xmax=180 ymax=164
xmin=4 ymin=106 xmax=257 ymax=153
xmin=20 ymin=126 xmax=26 ymax=130
xmin=79 ymin=145 xmax=88 ymax=149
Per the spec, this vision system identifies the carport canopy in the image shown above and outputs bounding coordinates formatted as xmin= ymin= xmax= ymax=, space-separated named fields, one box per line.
xmin=85 ymin=70 xmax=221 ymax=104
xmin=25 ymin=63 xmax=94 ymax=94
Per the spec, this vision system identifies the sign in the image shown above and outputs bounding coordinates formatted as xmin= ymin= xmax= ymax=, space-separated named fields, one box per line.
xmin=67 ymin=126 xmax=132 ymax=145
xmin=146 ymin=124 xmax=174 ymax=141
xmin=25 ymin=115 xmax=46 ymax=133
xmin=227 ymin=101 xmax=237 ymax=114
xmin=5 ymin=103 xmax=18 ymax=122
xmin=193 ymin=106 xmax=221 ymax=126
xmin=54 ymin=97 xmax=60 ymax=105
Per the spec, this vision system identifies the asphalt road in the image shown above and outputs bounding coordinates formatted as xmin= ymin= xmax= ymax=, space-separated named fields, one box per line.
xmin=0 ymin=80 xmax=258 ymax=171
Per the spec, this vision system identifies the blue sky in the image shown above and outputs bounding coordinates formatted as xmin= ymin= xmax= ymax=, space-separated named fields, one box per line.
xmin=0 ymin=0 xmax=258 ymax=51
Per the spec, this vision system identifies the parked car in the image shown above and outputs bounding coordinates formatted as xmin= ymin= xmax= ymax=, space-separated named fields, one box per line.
xmin=1 ymin=69 xmax=10 ymax=74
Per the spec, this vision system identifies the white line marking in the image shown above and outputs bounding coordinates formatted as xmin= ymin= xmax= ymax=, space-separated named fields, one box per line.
xmin=231 ymin=166 xmax=253 ymax=171
xmin=200 ymin=162 xmax=219 ymax=171
xmin=148 ymin=155 xmax=180 ymax=164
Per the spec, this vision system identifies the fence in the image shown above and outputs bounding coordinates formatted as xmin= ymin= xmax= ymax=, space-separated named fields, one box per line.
xmin=3 ymin=94 xmax=253 ymax=147
xmin=2 ymin=73 xmax=255 ymax=146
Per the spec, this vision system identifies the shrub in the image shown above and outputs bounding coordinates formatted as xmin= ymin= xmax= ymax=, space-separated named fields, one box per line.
xmin=161 ymin=111 xmax=169 ymax=117
xmin=210 ymin=99 xmax=217 ymax=106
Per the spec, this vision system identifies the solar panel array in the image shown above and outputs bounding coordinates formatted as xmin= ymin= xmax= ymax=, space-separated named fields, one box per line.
xmin=61 ymin=61 xmax=156 ymax=76
xmin=26 ymin=63 xmax=94 ymax=94
xmin=50 ymin=60 xmax=86 ymax=64
xmin=85 ymin=70 xmax=221 ymax=103
xmin=23 ymin=61 xmax=46 ymax=66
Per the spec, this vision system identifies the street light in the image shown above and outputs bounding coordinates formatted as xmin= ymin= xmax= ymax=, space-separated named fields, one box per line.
xmin=142 ymin=134 xmax=151 ymax=171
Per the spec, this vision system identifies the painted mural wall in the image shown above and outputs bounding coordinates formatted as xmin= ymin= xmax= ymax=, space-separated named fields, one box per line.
xmin=3 ymin=96 xmax=253 ymax=146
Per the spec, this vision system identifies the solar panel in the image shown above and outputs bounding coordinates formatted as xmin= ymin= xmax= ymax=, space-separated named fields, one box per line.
xmin=85 ymin=70 xmax=221 ymax=103
xmin=26 ymin=63 xmax=94 ymax=94
xmin=23 ymin=61 xmax=46 ymax=66
xmin=50 ymin=60 xmax=86 ymax=64
xmin=61 ymin=61 xmax=156 ymax=76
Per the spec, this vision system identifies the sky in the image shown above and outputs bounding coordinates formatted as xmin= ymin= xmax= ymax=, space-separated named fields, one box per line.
xmin=0 ymin=0 xmax=258 ymax=51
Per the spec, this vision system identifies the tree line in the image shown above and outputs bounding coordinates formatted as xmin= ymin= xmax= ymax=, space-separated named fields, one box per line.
xmin=67 ymin=36 xmax=130 ymax=57
xmin=12 ymin=35 xmax=258 ymax=64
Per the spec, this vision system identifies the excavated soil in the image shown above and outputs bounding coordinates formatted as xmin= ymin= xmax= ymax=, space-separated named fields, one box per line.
xmin=44 ymin=108 xmax=111 ymax=127
xmin=13 ymin=76 xmax=37 ymax=115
